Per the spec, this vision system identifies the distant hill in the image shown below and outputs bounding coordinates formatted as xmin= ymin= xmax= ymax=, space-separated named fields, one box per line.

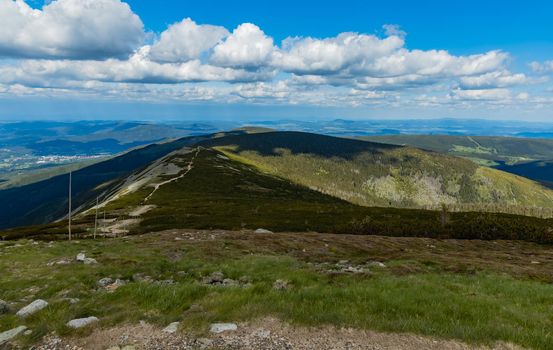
xmin=360 ymin=135 xmax=553 ymax=165
xmin=200 ymin=132 xmax=553 ymax=211
xmin=0 ymin=135 xmax=214 ymax=229
xmin=2 ymin=130 xmax=553 ymax=232
xmin=359 ymin=134 xmax=553 ymax=187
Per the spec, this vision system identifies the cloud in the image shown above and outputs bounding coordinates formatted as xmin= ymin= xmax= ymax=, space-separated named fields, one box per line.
xmin=0 ymin=47 xmax=273 ymax=86
xmin=272 ymin=30 xmax=508 ymax=92
xmin=210 ymin=23 xmax=276 ymax=68
xmin=530 ymin=60 xmax=553 ymax=73
xmin=0 ymin=0 xmax=145 ymax=59
xmin=451 ymin=88 xmax=513 ymax=101
xmin=274 ymin=32 xmax=404 ymax=75
xmin=382 ymin=24 xmax=406 ymax=39
xmin=149 ymin=18 xmax=229 ymax=63
xmin=0 ymin=2 xmax=546 ymax=112
xmin=458 ymin=71 xmax=528 ymax=89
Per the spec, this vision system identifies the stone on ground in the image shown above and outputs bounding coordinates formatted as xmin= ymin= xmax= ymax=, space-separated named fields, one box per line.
xmin=66 ymin=316 xmax=99 ymax=329
xmin=273 ymin=279 xmax=291 ymax=290
xmin=0 ymin=299 xmax=10 ymax=314
xmin=162 ymin=321 xmax=180 ymax=334
xmin=98 ymin=277 xmax=114 ymax=287
xmin=76 ymin=252 xmax=86 ymax=262
xmin=0 ymin=326 xmax=27 ymax=345
xmin=254 ymin=228 xmax=274 ymax=234
xmin=210 ymin=323 xmax=238 ymax=334
xmin=16 ymin=299 xmax=48 ymax=318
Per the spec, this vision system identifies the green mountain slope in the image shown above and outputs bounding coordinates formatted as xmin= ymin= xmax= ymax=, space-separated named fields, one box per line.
xmin=200 ymin=132 xmax=553 ymax=212
xmin=0 ymin=135 xmax=215 ymax=229
xmin=360 ymin=134 xmax=553 ymax=165
xmin=5 ymin=144 xmax=553 ymax=244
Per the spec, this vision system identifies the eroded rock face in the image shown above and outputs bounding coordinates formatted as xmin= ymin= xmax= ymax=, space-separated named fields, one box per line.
xmin=16 ymin=299 xmax=48 ymax=318
xmin=66 ymin=316 xmax=99 ymax=329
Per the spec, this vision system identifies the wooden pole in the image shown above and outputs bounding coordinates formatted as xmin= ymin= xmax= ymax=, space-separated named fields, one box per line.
xmin=94 ymin=196 xmax=98 ymax=239
xmin=68 ymin=171 xmax=72 ymax=241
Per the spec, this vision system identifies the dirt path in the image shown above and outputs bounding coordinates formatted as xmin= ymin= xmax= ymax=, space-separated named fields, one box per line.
xmin=35 ymin=318 xmax=522 ymax=350
xmin=144 ymin=147 xmax=201 ymax=202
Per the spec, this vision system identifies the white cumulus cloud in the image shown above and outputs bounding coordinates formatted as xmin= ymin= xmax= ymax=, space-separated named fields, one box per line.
xmin=210 ymin=23 xmax=276 ymax=68
xmin=149 ymin=18 xmax=229 ymax=63
xmin=0 ymin=0 xmax=145 ymax=59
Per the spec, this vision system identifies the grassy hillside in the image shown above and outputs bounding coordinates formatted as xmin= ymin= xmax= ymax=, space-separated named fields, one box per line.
xmin=360 ymin=134 xmax=553 ymax=165
xmin=7 ymin=144 xmax=553 ymax=244
xmin=2 ymin=231 xmax=553 ymax=349
xmin=0 ymin=135 xmax=215 ymax=229
xmin=200 ymin=132 xmax=553 ymax=213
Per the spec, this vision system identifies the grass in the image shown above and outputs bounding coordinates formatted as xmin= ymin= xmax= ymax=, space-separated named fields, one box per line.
xmin=200 ymin=132 xmax=553 ymax=212
xmin=4 ymin=146 xmax=553 ymax=244
xmin=1 ymin=232 xmax=553 ymax=349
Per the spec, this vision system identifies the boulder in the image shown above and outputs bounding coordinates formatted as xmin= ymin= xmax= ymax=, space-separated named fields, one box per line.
xmin=83 ymin=258 xmax=98 ymax=265
xmin=105 ymin=279 xmax=127 ymax=291
xmin=16 ymin=299 xmax=48 ymax=318
xmin=0 ymin=299 xmax=10 ymax=314
xmin=254 ymin=228 xmax=273 ymax=234
xmin=210 ymin=323 xmax=237 ymax=334
xmin=0 ymin=326 xmax=27 ymax=345
xmin=203 ymin=271 xmax=225 ymax=285
xmin=66 ymin=316 xmax=99 ymax=329
xmin=76 ymin=253 xmax=86 ymax=262
xmin=98 ymin=277 xmax=114 ymax=287
xmin=162 ymin=321 xmax=180 ymax=334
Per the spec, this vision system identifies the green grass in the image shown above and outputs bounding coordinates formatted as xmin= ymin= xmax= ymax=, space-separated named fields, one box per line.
xmin=1 ymin=234 xmax=553 ymax=349
xmin=199 ymin=132 xmax=553 ymax=213
xmin=6 ymin=146 xmax=553 ymax=244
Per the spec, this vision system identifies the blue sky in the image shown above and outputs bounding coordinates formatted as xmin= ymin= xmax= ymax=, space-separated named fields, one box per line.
xmin=1 ymin=0 xmax=552 ymax=121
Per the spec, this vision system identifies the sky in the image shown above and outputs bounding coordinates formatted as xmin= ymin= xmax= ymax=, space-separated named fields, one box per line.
xmin=0 ymin=0 xmax=552 ymax=121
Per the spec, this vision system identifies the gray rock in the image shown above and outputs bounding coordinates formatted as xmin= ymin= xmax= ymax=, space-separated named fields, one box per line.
xmin=76 ymin=252 xmax=86 ymax=262
xmin=273 ymin=279 xmax=291 ymax=290
xmin=162 ymin=321 xmax=180 ymax=334
xmin=254 ymin=228 xmax=273 ymax=234
xmin=196 ymin=338 xmax=213 ymax=349
xmin=133 ymin=273 xmax=153 ymax=283
xmin=0 ymin=299 xmax=10 ymax=314
xmin=83 ymin=257 xmax=98 ymax=265
xmin=203 ymin=271 xmax=225 ymax=285
xmin=210 ymin=323 xmax=237 ymax=334
xmin=0 ymin=326 xmax=27 ymax=345
xmin=16 ymin=299 xmax=48 ymax=318
xmin=222 ymin=278 xmax=239 ymax=286
xmin=66 ymin=316 xmax=99 ymax=329
xmin=98 ymin=277 xmax=114 ymax=287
